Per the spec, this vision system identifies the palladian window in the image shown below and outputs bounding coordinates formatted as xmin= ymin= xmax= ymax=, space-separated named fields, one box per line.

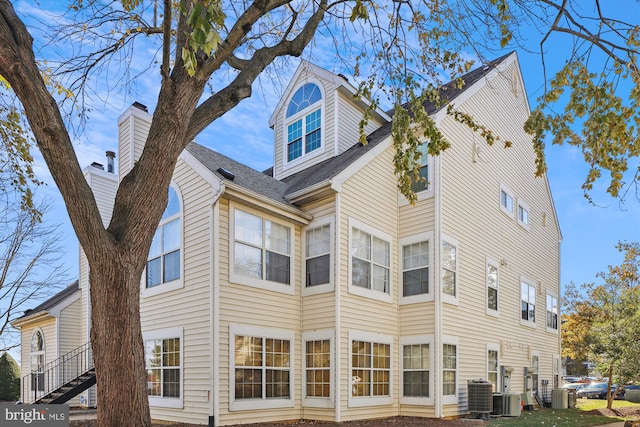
xmin=286 ymin=83 xmax=323 ymax=162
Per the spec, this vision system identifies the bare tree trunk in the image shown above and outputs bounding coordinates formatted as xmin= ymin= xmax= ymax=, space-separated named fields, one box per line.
xmin=606 ymin=365 xmax=614 ymax=410
xmin=89 ymin=248 xmax=150 ymax=427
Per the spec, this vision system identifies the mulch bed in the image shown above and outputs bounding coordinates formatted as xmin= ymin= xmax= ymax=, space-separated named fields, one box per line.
xmin=71 ymin=415 xmax=488 ymax=427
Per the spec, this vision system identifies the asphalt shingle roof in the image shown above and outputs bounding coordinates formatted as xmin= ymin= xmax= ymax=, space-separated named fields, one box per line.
xmin=187 ymin=53 xmax=513 ymax=205
xmin=17 ymin=280 xmax=79 ymax=320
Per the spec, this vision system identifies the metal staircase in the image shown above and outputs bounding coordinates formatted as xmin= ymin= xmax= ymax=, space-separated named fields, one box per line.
xmin=23 ymin=342 xmax=95 ymax=404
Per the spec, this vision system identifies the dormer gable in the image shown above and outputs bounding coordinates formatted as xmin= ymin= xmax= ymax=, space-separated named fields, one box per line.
xmin=270 ymin=61 xmax=389 ymax=180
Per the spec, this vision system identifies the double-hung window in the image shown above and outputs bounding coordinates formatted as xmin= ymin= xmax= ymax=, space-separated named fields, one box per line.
xmin=232 ymin=206 xmax=293 ymax=292
xmin=305 ymin=223 xmax=330 ymax=288
xmin=546 ymin=294 xmax=558 ymax=331
xmin=402 ymin=344 xmax=430 ymax=398
xmin=286 ymin=83 xmax=323 ymax=163
xmin=144 ymin=328 xmax=182 ymax=408
xmin=487 ymin=348 xmax=499 ymax=392
xmin=400 ymin=335 xmax=433 ymax=405
xmin=350 ymin=221 xmax=391 ymax=299
xmin=487 ymin=259 xmax=499 ymax=314
xmin=230 ymin=325 xmax=294 ymax=411
xmin=409 ymin=147 xmax=429 ymax=193
xmin=442 ymin=341 xmax=458 ymax=403
xmin=402 ymin=240 xmax=429 ymax=297
xmin=518 ymin=199 xmax=530 ymax=229
xmin=146 ymin=185 xmax=182 ymax=291
xmin=441 ymin=237 xmax=458 ymax=303
xmin=521 ymin=279 xmax=536 ymax=324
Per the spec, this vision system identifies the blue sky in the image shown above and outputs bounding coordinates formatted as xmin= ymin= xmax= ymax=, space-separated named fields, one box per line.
xmin=11 ymin=1 xmax=640 ymax=318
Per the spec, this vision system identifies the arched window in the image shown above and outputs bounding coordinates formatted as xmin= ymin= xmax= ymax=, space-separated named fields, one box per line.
xmin=30 ymin=329 xmax=45 ymax=392
xmin=147 ymin=185 xmax=182 ymax=288
xmin=285 ymin=83 xmax=323 ymax=163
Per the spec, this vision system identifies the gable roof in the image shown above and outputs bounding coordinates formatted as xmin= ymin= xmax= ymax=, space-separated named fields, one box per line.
xmin=281 ymin=52 xmax=515 ymax=197
xmin=187 ymin=53 xmax=516 ymax=207
xmin=14 ymin=280 xmax=79 ymax=321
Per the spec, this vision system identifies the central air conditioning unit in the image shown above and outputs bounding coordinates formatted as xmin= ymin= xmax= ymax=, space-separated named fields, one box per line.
xmin=503 ymin=393 xmax=522 ymax=417
xmin=468 ymin=380 xmax=493 ymax=419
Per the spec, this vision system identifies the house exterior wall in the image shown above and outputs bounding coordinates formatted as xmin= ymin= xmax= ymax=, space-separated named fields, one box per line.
xmin=435 ymin=60 xmax=561 ymax=417
xmin=337 ymin=146 xmax=400 ymax=422
xmin=140 ymin=157 xmax=215 ymax=424
xmin=216 ymin=197 xmax=304 ymax=426
xmin=27 ymin=53 xmax=561 ymax=425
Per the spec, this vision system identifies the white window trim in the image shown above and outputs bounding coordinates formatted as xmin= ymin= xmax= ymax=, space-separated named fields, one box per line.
xmin=282 ymin=80 xmax=326 ymax=171
xmin=143 ymin=327 xmax=184 ymax=409
xmin=499 ymin=182 xmax=515 ymax=218
xmin=142 ymin=182 xmax=185 ymax=298
xmin=441 ymin=336 xmax=459 ymax=405
xmin=552 ymin=353 xmax=561 ymax=388
xmin=348 ymin=217 xmax=393 ymax=303
xmin=399 ymin=335 xmax=434 ymax=406
xmin=229 ymin=324 xmax=295 ymax=411
xmin=546 ymin=291 xmax=559 ymax=334
xmin=302 ymin=216 xmax=334 ymax=296
xmin=486 ymin=343 xmax=500 ymax=393
xmin=441 ymin=234 xmax=458 ymax=306
xmin=398 ymin=154 xmax=434 ymax=205
xmin=348 ymin=330 xmax=394 ymax=408
xmin=229 ymin=203 xmax=295 ymax=295
xmin=486 ymin=257 xmax=499 ymax=317
xmin=399 ymin=232 xmax=434 ymax=304
xmin=517 ymin=198 xmax=530 ymax=230
xmin=302 ymin=329 xmax=335 ymax=408
xmin=520 ymin=275 xmax=537 ymax=328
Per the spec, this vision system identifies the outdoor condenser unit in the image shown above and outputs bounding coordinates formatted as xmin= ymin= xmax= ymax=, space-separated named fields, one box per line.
xmin=468 ymin=380 xmax=493 ymax=419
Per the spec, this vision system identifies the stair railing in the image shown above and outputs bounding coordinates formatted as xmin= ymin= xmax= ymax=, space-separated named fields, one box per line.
xmin=22 ymin=341 xmax=94 ymax=404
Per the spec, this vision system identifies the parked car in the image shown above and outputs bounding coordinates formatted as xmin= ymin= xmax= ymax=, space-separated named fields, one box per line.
xmin=576 ymin=382 xmax=617 ymax=399
xmin=616 ymin=384 xmax=640 ymax=400
xmin=561 ymin=382 xmax=588 ymax=392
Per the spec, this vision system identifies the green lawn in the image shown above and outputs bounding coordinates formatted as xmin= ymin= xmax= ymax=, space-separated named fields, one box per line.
xmin=487 ymin=398 xmax=637 ymax=427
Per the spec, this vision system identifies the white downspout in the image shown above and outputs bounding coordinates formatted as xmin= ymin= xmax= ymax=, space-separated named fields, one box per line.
xmin=211 ymin=202 xmax=221 ymax=426
xmin=434 ymin=154 xmax=443 ymax=419
xmin=334 ymin=192 xmax=341 ymax=422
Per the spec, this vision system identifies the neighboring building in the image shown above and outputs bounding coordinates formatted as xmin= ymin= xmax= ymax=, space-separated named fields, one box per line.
xmin=13 ymin=51 xmax=561 ymax=425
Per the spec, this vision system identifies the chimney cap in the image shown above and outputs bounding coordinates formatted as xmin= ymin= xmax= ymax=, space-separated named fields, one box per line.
xmin=91 ymin=162 xmax=104 ymax=170
xmin=132 ymin=102 xmax=148 ymax=112
xmin=106 ymin=150 xmax=116 ymax=158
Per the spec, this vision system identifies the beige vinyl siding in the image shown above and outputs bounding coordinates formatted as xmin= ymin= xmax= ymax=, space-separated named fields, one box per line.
xmin=58 ymin=299 xmax=82 ymax=407
xmin=217 ymin=198 xmax=304 ymax=426
xmin=301 ymin=196 xmax=336 ymax=331
xmin=78 ymin=248 xmax=89 ymax=344
xmin=336 ymin=145 xmax=400 ymax=421
xmin=335 ymin=91 xmax=383 ymax=155
xmin=141 ymin=159 xmax=213 ymax=424
xmin=436 ymin=62 xmax=560 ymax=414
xmin=399 ymin=189 xmax=437 ymax=336
xmin=118 ymin=109 xmax=151 ymax=177
xmin=58 ymin=299 xmax=81 ymax=355
xmin=86 ymin=171 xmax=117 ymax=226
xmin=117 ymin=113 xmax=131 ymax=176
